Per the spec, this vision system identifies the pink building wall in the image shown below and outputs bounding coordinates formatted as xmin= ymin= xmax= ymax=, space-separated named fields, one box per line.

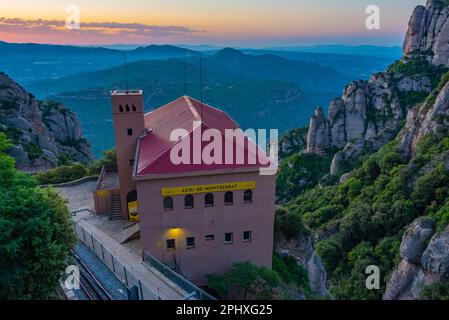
xmin=136 ymin=170 xmax=276 ymax=285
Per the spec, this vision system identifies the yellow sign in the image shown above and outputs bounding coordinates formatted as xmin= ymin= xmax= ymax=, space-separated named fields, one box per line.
xmin=161 ymin=181 xmax=256 ymax=196
xmin=96 ymin=190 xmax=109 ymax=197
xmin=128 ymin=201 xmax=139 ymax=222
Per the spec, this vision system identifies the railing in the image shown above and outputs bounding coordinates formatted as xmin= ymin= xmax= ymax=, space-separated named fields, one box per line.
xmin=40 ymin=175 xmax=99 ymax=188
xmin=74 ymin=223 xmax=161 ymax=300
xmin=142 ymin=251 xmax=216 ymax=300
xmin=70 ymin=208 xmax=95 ymax=216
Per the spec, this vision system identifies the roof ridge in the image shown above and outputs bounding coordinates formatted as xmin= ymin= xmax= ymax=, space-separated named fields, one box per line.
xmin=143 ymin=96 xmax=186 ymax=117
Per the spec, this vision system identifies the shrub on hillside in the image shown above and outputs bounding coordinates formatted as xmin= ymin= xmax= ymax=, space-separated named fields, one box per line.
xmin=35 ymin=163 xmax=88 ymax=185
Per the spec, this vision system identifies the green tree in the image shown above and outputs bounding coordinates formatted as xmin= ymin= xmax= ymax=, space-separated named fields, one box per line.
xmin=88 ymin=148 xmax=117 ymax=175
xmin=35 ymin=163 xmax=88 ymax=185
xmin=0 ymin=133 xmax=76 ymax=299
xmin=275 ymin=208 xmax=304 ymax=241
xmin=206 ymin=261 xmax=282 ymax=300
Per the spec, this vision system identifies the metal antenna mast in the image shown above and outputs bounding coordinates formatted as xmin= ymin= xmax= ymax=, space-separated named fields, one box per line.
xmin=183 ymin=49 xmax=187 ymax=95
xmin=124 ymin=51 xmax=129 ymax=93
xmin=200 ymin=56 xmax=203 ymax=120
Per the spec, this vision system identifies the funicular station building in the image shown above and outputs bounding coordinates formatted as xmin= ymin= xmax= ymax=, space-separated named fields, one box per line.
xmin=93 ymin=89 xmax=276 ymax=285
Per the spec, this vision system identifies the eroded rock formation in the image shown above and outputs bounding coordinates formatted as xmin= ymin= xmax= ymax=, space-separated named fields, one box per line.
xmin=384 ymin=218 xmax=449 ymax=300
xmin=403 ymin=0 xmax=449 ymax=67
xmin=305 ymin=0 xmax=449 ymax=176
xmin=0 ymin=72 xmax=93 ymax=171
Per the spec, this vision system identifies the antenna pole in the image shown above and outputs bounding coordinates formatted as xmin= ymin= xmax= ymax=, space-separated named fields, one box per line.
xmin=183 ymin=50 xmax=187 ymax=95
xmin=124 ymin=51 xmax=129 ymax=93
xmin=200 ymin=56 xmax=203 ymax=120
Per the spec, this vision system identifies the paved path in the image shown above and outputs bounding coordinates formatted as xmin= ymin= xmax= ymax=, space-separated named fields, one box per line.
xmin=55 ymin=180 xmax=97 ymax=212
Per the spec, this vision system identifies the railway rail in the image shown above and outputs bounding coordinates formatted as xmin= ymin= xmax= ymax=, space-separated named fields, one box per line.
xmin=71 ymin=250 xmax=114 ymax=300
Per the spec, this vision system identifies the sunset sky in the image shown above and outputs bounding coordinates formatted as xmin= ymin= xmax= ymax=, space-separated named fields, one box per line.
xmin=0 ymin=0 xmax=424 ymax=47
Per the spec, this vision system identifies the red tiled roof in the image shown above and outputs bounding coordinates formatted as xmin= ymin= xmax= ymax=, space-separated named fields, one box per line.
xmin=136 ymin=96 xmax=271 ymax=176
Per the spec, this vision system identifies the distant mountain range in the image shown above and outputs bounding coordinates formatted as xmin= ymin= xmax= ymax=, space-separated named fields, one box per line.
xmin=33 ymin=55 xmax=317 ymax=156
xmin=29 ymin=47 xmax=350 ymax=94
xmin=0 ymin=41 xmax=399 ymax=86
xmin=0 ymin=40 xmax=401 ymax=156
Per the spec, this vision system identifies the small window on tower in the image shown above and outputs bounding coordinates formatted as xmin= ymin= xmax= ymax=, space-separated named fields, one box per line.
xmin=119 ymin=105 xmax=124 ymax=112
xmin=126 ymin=104 xmax=130 ymax=112
xmin=132 ymin=104 xmax=137 ymax=111
xmin=127 ymin=128 xmax=133 ymax=136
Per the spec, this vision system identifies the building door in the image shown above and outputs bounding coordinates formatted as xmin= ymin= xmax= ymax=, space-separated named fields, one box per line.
xmin=127 ymin=190 xmax=139 ymax=222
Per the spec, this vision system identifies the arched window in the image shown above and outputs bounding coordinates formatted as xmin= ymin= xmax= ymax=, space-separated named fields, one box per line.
xmin=126 ymin=104 xmax=130 ymax=112
xmin=224 ymin=191 xmax=233 ymax=205
xmin=119 ymin=104 xmax=124 ymax=112
xmin=132 ymin=104 xmax=137 ymax=111
xmin=205 ymin=193 xmax=214 ymax=207
xmin=185 ymin=195 xmax=194 ymax=209
xmin=127 ymin=190 xmax=137 ymax=203
xmin=163 ymin=196 xmax=173 ymax=211
xmin=243 ymin=190 xmax=253 ymax=204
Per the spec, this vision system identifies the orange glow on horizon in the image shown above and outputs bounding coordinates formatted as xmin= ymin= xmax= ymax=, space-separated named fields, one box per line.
xmin=0 ymin=0 xmax=424 ymax=46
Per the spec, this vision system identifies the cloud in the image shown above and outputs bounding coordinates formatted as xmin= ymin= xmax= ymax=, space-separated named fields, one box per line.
xmin=0 ymin=17 xmax=198 ymax=39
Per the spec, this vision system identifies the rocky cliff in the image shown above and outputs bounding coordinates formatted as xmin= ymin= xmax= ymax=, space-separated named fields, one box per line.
xmin=384 ymin=218 xmax=449 ymax=300
xmin=306 ymin=0 xmax=449 ymax=176
xmin=399 ymin=73 xmax=449 ymax=158
xmin=307 ymin=70 xmax=434 ymax=175
xmin=276 ymin=232 xmax=331 ymax=298
xmin=0 ymin=72 xmax=93 ymax=171
xmin=403 ymin=0 xmax=449 ymax=67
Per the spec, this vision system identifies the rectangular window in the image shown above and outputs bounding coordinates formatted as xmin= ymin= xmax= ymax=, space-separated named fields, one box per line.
xmin=166 ymin=239 xmax=175 ymax=251
xmin=205 ymin=234 xmax=214 ymax=241
xmin=127 ymin=128 xmax=133 ymax=136
xmin=130 ymin=159 xmax=135 ymax=167
xmin=224 ymin=232 xmax=233 ymax=244
xmin=186 ymin=237 xmax=195 ymax=249
xmin=243 ymin=231 xmax=252 ymax=242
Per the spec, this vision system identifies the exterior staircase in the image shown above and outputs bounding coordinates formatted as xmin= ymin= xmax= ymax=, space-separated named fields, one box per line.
xmin=110 ymin=195 xmax=125 ymax=221
xmin=120 ymin=222 xmax=140 ymax=244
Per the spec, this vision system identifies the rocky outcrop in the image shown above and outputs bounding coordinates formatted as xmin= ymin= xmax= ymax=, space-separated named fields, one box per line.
xmin=384 ymin=218 xmax=449 ymax=300
xmin=306 ymin=107 xmax=329 ymax=155
xmin=399 ymin=79 xmax=449 ymax=158
xmin=306 ymin=72 xmax=432 ymax=173
xmin=278 ymin=127 xmax=308 ymax=159
xmin=400 ymin=218 xmax=436 ymax=264
xmin=403 ymin=0 xmax=449 ymax=67
xmin=0 ymin=72 xmax=93 ymax=171
xmin=276 ymin=232 xmax=332 ymax=298
xmin=305 ymin=0 xmax=449 ymax=176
